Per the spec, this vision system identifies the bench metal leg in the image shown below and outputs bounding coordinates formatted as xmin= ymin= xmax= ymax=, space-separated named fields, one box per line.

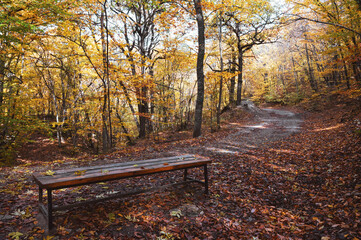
xmin=184 ymin=168 xmax=188 ymax=181
xmin=47 ymin=189 xmax=53 ymax=230
xmin=204 ymin=165 xmax=209 ymax=194
xmin=39 ymin=187 xmax=43 ymax=205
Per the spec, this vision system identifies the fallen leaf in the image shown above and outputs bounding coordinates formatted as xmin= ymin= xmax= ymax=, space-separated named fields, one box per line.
xmin=8 ymin=232 xmax=23 ymax=240
xmin=44 ymin=170 xmax=55 ymax=176
xmin=74 ymin=170 xmax=86 ymax=176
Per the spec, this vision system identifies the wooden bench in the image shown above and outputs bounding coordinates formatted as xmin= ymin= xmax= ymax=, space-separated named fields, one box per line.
xmin=33 ymin=154 xmax=211 ymax=230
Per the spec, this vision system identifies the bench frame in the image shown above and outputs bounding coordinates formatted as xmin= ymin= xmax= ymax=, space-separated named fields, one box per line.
xmin=33 ymin=155 xmax=210 ymax=230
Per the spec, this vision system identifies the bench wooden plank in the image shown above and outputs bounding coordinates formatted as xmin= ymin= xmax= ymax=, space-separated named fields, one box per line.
xmin=33 ymin=155 xmax=209 ymax=189
xmin=33 ymin=155 xmax=196 ymax=183
xmin=35 ymin=159 xmax=210 ymax=189
xmin=33 ymin=154 xmax=211 ymax=231
xmin=53 ymin=154 xmax=196 ymax=175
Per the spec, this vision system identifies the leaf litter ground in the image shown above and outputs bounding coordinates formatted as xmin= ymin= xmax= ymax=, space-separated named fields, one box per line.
xmin=0 ymin=96 xmax=360 ymax=239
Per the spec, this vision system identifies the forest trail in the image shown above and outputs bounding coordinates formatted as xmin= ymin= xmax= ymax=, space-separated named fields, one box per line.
xmin=1 ymin=97 xmax=360 ymax=239
xmin=173 ymin=101 xmax=303 ymax=156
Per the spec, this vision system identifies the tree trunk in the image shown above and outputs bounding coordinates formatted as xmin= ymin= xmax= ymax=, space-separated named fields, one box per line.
xmin=148 ymin=66 xmax=155 ymax=133
xmin=193 ymin=0 xmax=205 ymax=138
xmin=236 ymin=46 xmax=243 ymax=105
xmin=344 ymin=36 xmax=361 ymax=87
xmin=53 ymin=92 xmax=63 ymax=147
xmin=118 ymin=77 xmax=140 ymax=129
xmin=125 ymin=59 xmax=141 ymax=132
xmin=115 ymin=98 xmax=134 ymax=145
xmin=216 ymin=14 xmax=223 ymax=129
xmin=138 ymin=85 xmax=148 ymax=138
xmin=279 ymin=65 xmax=287 ymax=94
xmin=229 ymin=51 xmax=236 ymax=106
xmin=138 ymin=52 xmax=148 ymax=138
xmin=106 ymin=7 xmax=112 ymax=149
xmin=352 ymin=61 xmax=361 ymax=86
xmin=100 ymin=4 xmax=111 ymax=152
xmin=339 ymin=49 xmax=350 ymax=89
xmin=263 ymin=72 xmax=269 ymax=94
xmin=291 ymin=56 xmax=300 ymax=94
xmin=351 ymin=35 xmax=361 ymax=86
xmin=305 ymin=41 xmax=318 ymax=92
xmin=0 ymin=59 xmax=4 ymax=107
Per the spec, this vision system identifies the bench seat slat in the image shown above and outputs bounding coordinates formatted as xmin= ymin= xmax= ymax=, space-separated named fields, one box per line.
xmin=51 ymin=155 xmax=196 ymax=177
xmin=33 ymin=155 xmax=210 ymax=189
xmin=54 ymin=154 xmax=195 ymax=175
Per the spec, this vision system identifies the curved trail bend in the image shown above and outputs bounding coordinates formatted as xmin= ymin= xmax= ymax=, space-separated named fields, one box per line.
xmin=182 ymin=101 xmax=303 ymax=156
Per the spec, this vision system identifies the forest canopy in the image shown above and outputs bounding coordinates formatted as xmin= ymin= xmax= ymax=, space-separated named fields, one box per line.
xmin=1 ymin=0 xmax=360 ymax=164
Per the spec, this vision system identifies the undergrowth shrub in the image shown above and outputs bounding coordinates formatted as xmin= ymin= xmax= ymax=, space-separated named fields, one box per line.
xmin=0 ymin=115 xmax=50 ymax=166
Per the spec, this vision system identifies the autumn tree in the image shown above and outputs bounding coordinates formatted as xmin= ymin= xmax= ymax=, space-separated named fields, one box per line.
xmin=288 ymin=0 xmax=361 ymax=87
xmin=0 ymin=0 xmax=74 ymax=162
xmin=221 ymin=0 xmax=278 ymax=105
xmin=357 ymin=0 xmax=361 ymax=10
xmin=206 ymin=2 xmax=226 ymax=130
xmin=153 ymin=36 xmax=196 ymax=132
xmin=111 ymin=0 xmax=168 ymax=138
xmin=191 ymin=0 xmax=206 ymax=137
xmin=57 ymin=0 xmax=115 ymax=152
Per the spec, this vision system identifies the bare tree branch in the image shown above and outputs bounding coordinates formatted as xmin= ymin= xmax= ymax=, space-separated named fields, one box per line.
xmin=291 ymin=15 xmax=361 ymax=38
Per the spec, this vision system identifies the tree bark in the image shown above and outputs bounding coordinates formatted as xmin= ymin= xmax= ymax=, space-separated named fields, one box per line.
xmin=216 ymin=14 xmax=223 ymax=129
xmin=193 ymin=0 xmax=205 ymax=138
xmin=100 ymin=3 xmax=111 ymax=152
xmin=352 ymin=61 xmax=361 ymax=86
xmin=138 ymin=86 xmax=148 ymax=138
xmin=304 ymin=40 xmax=318 ymax=92
xmin=338 ymin=48 xmax=350 ymax=89
xmin=229 ymin=50 xmax=236 ymax=106
xmin=115 ymin=98 xmax=134 ymax=145
xmin=236 ymin=46 xmax=243 ymax=105
xmin=117 ymin=77 xmax=140 ymax=129
xmin=105 ymin=4 xmax=112 ymax=149
xmin=148 ymin=66 xmax=155 ymax=132
xmin=291 ymin=56 xmax=300 ymax=94
xmin=138 ymin=49 xmax=148 ymax=138
xmin=0 ymin=59 xmax=4 ymax=107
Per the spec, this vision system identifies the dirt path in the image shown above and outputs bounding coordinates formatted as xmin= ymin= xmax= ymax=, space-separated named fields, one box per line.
xmin=173 ymin=100 xmax=303 ymax=156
